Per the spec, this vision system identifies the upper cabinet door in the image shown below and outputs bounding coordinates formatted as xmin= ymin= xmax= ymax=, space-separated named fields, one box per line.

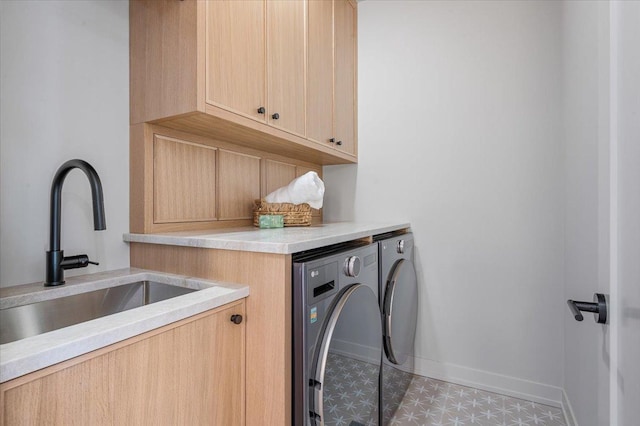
xmin=334 ymin=0 xmax=357 ymax=156
xmin=206 ymin=0 xmax=266 ymax=122
xmin=267 ymin=0 xmax=307 ymax=137
xmin=307 ymin=0 xmax=334 ymax=146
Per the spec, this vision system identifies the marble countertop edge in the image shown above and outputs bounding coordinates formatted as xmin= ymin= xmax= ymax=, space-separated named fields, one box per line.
xmin=123 ymin=222 xmax=411 ymax=254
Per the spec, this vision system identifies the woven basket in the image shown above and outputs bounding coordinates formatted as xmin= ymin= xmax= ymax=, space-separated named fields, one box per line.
xmin=253 ymin=199 xmax=312 ymax=227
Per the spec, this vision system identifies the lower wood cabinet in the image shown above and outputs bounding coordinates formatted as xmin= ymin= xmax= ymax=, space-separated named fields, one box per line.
xmin=0 ymin=300 xmax=246 ymax=426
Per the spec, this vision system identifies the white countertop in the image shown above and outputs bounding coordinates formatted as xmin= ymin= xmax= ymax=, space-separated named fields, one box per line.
xmin=123 ymin=222 xmax=410 ymax=254
xmin=0 ymin=268 xmax=248 ymax=383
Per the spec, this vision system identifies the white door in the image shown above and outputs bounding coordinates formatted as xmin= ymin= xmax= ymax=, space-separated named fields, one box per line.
xmin=564 ymin=2 xmax=639 ymax=425
xmin=611 ymin=1 xmax=640 ymax=424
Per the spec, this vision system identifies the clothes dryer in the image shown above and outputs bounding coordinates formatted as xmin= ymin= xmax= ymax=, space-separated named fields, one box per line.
xmin=376 ymin=233 xmax=418 ymax=425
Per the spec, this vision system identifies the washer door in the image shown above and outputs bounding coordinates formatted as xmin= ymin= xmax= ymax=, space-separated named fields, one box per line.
xmin=310 ymin=284 xmax=382 ymax=426
xmin=383 ymin=258 xmax=418 ymax=365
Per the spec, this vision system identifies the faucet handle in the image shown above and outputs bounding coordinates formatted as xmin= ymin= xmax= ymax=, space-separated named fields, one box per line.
xmin=60 ymin=254 xmax=98 ymax=270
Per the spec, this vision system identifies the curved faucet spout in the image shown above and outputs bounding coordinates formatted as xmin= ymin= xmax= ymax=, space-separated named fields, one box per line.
xmin=45 ymin=159 xmax=106 ymax=286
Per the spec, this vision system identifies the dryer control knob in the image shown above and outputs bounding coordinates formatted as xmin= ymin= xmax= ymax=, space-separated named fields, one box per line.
xmin=397 ymin=240 xmax=405 ymax=254
xmin=344 ymin=256 xmax=361 ymax=277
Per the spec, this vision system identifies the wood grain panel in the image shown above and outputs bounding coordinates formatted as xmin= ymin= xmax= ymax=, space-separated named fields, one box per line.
xmin=1 ymin=301 xmax=245 ymax=426
xmin=132 ymin=124 xmax=327 ymax=234
xmin=130 ymin=123 xmax=152 ymax=233
xmin=263 ymin=159 xmax=297 ymax=197
xmin=130 ymin=0 xmax=198 ymax=124
xmin=296 ymin=164 xmax=323 ymax=218
xmin=130 ymin=244 xmax=291 ymax=426
xmin=334 ymin=0 xmax=357 ymax=156
xmin=157 ymin=109 xmax=356 ymax=165
xmin=267 ymin=0 xmax=306 ymax=136
xmin=206 ymin=0 xmax=266 ymax=121
xmin=307 ymin=0 xmax=334 ymax=145
xmin=218 ymin=150 xmax=261 ymax=220
xmin=154 ymin=136 xmax=217 ymax=223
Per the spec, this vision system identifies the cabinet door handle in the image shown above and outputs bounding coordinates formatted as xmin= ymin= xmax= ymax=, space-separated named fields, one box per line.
xmin=329 ymin=138 xmax=335 ymax=143
xmin=230 ymin=314 xmax=243 ymax=325
xmin=257 ymin=106 xmax=265 ymax=114
xmin=336 ymin=140 xmax=343 ymax=146
xmin=271 ymin=113 xmax=280 ymax=120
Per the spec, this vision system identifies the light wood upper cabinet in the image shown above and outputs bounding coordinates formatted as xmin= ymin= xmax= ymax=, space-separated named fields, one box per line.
xmin=267 ymin=0 xmax=306 ymax=136
xmin=307 ymin=0 xmax=334 ymax=145
xmin=207 ymin=0 xmax=305 ymax=135
xmin=307 ymin=0 xmax=357 ymax=156
xmin=130 ymin=0 xmax=357 ymax=165
xmin=206 ymin=0 xmax=266 ymax=122
xmin=0 ymin=301 xmax=246 ymax=426
xmin=334 ymin=0 xmax=357 ymax=156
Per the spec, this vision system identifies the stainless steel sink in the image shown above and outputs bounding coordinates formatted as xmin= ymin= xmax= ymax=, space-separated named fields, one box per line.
xmin=0 ymin=281 xmax=197 ymax=345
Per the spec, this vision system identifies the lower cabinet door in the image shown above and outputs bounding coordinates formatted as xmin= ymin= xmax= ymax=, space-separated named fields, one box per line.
xmin=0 ymin=300 xmax=246 ymax=426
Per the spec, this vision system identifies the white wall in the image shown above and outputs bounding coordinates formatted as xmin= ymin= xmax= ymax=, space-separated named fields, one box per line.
xmin=0 ymin=0 xmax=129 ymax=287
xmin=325 ymin=0 xmax=565 ymax=401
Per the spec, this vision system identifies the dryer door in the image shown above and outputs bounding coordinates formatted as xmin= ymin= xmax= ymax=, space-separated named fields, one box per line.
xmin=310 ymin=284 xmax=382 ymax=426
xmin=383 ymin=258 xmax=418 ymax=365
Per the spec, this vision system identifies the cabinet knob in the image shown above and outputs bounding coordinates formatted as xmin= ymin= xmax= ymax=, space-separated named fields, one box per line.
xmin=336 ymin=140 xmax=343 ymax=146
xmin=230 ymin=314 xmax=243 ymax=325
xmin=271 ymin=113 xmax=280 ymax=120
xmin=257 ymin=106 xmax=265 ymax=114
xmin=329 ymin=138 xmax=335 ymax=143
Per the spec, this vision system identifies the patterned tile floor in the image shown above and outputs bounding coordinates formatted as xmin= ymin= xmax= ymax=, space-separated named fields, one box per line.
xmin=321 ymin=352 xmax=567 ymax=426
xmin=388 ymin=375 xmax=567 ymax=426
xmin=323 ymin=352 xmax=380 ymax=426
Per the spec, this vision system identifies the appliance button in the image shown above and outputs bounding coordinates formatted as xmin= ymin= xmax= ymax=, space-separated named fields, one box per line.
xmin=397 ymin=240 xmax=405 ymax=254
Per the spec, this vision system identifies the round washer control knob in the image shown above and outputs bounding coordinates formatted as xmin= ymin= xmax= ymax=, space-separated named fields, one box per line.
xmin=397 ymin=240 xmax=405 ymax=254
xmin=344 ymin=256 xmax=361 ymax=277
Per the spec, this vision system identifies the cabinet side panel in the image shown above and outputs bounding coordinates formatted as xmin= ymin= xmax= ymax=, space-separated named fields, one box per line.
xmin=130 ymin=244 xmax=291 ymax=426
xmin=130 ymin=0 xmax=198 ymax=124
xmin=130 ymin=123 xmax=151 ymax=233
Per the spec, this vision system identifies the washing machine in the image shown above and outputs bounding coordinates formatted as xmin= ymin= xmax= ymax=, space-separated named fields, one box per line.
xmin=375 ymin=232 xmax=418 ymax=425
xmin=293 ymin=242 xmax=382 ymax=426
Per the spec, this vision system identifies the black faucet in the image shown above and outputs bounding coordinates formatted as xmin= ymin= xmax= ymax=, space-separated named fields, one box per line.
xmin=45 ymin=159 xmax=106 ymax=286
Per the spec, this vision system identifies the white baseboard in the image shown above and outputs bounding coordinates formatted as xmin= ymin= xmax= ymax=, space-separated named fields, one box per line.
xmin=330 ymin=338 xmax=380 ymax=365
xmin=562 ymin=389 xmax=578 ymax=426
xmin=408 ymin=355 xmax=564 ymax=408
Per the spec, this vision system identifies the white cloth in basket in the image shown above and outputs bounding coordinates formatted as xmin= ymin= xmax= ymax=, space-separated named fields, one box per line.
xmin=264 ymin=171 xmax=325 ymax=209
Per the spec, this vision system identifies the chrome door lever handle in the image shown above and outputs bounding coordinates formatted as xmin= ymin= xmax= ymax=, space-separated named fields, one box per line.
xmin=567 ymin=293 xmax=608 ymax=324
